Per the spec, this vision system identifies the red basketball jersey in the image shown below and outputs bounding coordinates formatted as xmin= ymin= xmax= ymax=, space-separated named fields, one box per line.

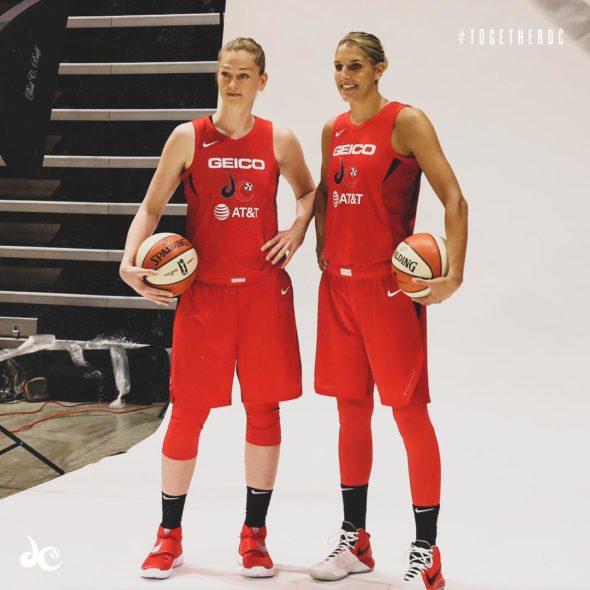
xmin=323 ymin=101 xmax=422 ymax=267
xmin=180 ymin=116 xmax=280 ymax=285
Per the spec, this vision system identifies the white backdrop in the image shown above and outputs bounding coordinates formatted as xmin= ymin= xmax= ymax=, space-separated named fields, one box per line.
xmin=1 ymin=2 xmax=589 ymax=590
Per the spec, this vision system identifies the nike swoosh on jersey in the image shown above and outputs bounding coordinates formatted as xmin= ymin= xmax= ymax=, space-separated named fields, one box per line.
xmin=281 ymin=285 xmax=292 ymax=295
xmin=202 ymin=140 xmax=219 ymax=148
xmin=387 ymin=289 xmax=401 ymax=298
xmin=335 ymin=129 xmax=346 ymax=137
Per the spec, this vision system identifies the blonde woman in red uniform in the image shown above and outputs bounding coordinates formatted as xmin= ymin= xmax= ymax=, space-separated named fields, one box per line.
xmin=120 ymin=37 xmax=314 ymax=579
xmin=309 ymin=32 xmax=468 ymax=589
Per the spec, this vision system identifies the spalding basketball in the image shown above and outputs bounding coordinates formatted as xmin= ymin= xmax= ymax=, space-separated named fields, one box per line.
xmin=135 ymin=232 xmax=197 ymax=296
xmin=392 ymin=233 xmax=448 ymax=298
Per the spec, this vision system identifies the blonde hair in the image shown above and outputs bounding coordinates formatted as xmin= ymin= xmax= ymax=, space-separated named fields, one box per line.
xmin=218 ymin=37 xmax=266 ymax=74
xmin=337 ymin=32 xmax=388 ymax=70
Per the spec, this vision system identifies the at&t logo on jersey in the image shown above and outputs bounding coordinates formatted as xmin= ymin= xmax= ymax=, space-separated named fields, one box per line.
xmin=213 ymin=203 xmax=259 ymax=221
xmin=208 ymin=157 xmax=265 ymax=170
xmin=213 ymin=202 xmax=259 ymax=221
xmin=214 ymin=203 xmax=230 ymax=220
xmin=232 ymin=207 xmax=259 ymax=218
xmin=333 ymin=143 xmax=376 ymax=157
xmin=332 ymin=191 xmax=364 ymax=208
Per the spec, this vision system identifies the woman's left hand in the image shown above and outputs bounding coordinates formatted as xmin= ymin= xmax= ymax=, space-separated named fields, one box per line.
xmin=412 ymin=276 xmax=461 ymax=306
xmin=262 ymin=220 xmax=306 ymax=268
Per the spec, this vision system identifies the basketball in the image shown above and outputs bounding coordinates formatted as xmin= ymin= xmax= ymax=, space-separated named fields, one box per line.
xmin=135 ymin=232 xmax=198 ymax=296
xmin=392 ymin=233 xmax=448 ymax=298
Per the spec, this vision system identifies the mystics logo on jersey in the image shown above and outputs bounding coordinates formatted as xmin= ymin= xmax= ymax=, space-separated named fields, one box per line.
xmin=215 ymin=169 xmax=259 ymax=221
xmin=333 ymin=158 xmax=360 ymax=188
xmin=333 ymin=158 xmax=363 ymax=208
xmin=220 ymin=172 xmax=236 ymax=198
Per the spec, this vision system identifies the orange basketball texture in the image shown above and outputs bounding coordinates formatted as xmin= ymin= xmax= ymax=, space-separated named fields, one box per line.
xmin=392 ymin=233 xmax=448 ymax=298
xmin=135 ymin=232 xmax=198 ymax=296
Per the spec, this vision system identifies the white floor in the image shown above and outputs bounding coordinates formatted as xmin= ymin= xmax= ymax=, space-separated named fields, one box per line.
xmin=1 ymin=383 xmax=588 ymax=590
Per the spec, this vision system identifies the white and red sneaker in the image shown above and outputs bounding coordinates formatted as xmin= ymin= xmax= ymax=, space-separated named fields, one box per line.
xmin=238 ymin=524 xmax=275 ymax=578
xmin=309 ymin=527 xmax=375 ymax=581
xmin=140 ymin=525 xmax=184 ymax=579
xmin=403 ymin=541 xmax=445 ymax=590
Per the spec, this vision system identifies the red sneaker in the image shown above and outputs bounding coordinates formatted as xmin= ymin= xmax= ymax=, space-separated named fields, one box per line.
xmin=403 ymin=541 xmax=445 ymax=590
xmin=238 ymin=524 xmax=275 ymax=577
xmin=140 ymin=525 xmax=184 ymax=579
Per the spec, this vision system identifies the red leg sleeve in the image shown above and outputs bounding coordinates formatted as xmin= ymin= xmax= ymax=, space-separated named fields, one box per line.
xmin=337 ymin=396 xmax=374 ymax=485
xmin=392 ymin=401 xmax=441 ymax=505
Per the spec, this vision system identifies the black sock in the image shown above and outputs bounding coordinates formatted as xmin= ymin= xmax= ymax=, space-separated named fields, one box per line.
xmin=245 ymin=486 xmax=273 ymax=528
xmin=161 ymin=492 xmax=187 ymax=530
xmin=341 ymin=483 xmax=368 ymax=531
xmin=413 ymin=504 xmax=440 ymax=546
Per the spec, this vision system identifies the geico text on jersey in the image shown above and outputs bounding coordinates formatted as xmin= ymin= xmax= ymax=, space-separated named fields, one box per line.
xmin=333 ymin=144 xmax=376 ymax=157
xmin=208 ymin=157 xmax=266 ymax=170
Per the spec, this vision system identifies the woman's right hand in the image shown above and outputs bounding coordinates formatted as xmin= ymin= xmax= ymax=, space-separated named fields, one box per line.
xmin=119 ymin=263 xmax=174 ymax=307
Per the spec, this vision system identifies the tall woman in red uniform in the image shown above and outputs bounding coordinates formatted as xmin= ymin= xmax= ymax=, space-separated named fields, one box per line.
xmin=120 ymin=38 xmax=314 ymax=579
xmin=309 ymin=33 xmax=468 ymax=589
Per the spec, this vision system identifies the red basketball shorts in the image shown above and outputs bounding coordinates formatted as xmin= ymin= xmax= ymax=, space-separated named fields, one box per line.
xmin=314 ymin=261 xmax=429 ymax=407
xmin=170 ymin=269 xmax=302 ymax=409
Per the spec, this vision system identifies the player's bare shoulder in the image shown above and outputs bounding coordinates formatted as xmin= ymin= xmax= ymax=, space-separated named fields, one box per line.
xmin=323 ymin=117 xmax=336 ymax=133
xmin=396 ymin=107 xmax=438 ymax=142
xmin=272 ymin=125 xmax=301 ymax=168
xmin=322 ymin=117 xmax=336 ymax=138
xmin=165 ymin=121 xmax=195 ymax=170
xmin=321 ymin=117 xmax=336 ymax=153
xmin=394 ymin=107 xmax=435 ymax=157
xmin=396 ymin=106 xmax=432 ymax=132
